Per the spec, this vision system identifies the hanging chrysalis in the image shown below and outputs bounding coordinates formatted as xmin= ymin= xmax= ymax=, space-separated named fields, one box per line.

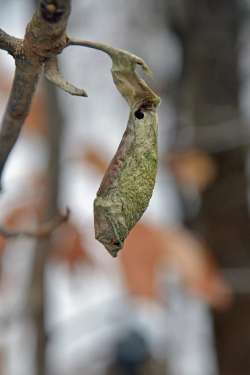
xmin=87 ymin=44 xmax=160 ymax=257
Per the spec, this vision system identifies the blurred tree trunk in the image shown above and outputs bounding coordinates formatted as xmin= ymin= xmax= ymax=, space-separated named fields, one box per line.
xmin=28 ymin=79 xmax=64 ymax=375
xmin=168 ymin=1 xmax=250 ymax=374
xmin=28 ymin=4 xmax=65 ymax=374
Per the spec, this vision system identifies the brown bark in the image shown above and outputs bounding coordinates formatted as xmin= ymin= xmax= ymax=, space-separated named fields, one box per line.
xmin=0 ymin=0 xmax=71 ymax=185
xmin=0 ymin=29 xmax=20 ymax=53
xmin=168 ymin=1 xmax=250 ymax=374
xmin=29 ymin=77 xmax=65 ymax=375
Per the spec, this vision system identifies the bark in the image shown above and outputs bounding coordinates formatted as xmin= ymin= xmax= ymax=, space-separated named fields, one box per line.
xmin=168 ymin=1 xmax=250 ymax=374
xmin=21 ymin=3 xmax=69 ymax=373
xmin=0 ymin=29 xmax=20 ymax=53
xmin=0 ymin=3 xmax=72 ymax=373
xmin=0 ymin=0 xmax=71 ymax=185
xmin=29 ymin=78 xmax=65 ymax=375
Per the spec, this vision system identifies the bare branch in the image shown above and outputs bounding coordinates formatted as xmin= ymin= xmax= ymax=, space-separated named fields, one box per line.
xmin=44 ymin=56 xmax=87 ymax=96
xmin=0 ymin=0 xmax=72 ymax=186
xmin=0 ymin=208 xmax=70 ymax=239
xmin=0 ymin=28 xmax=20 ymax=55
xmin=0 ymin=63 xmax=42 ymax=186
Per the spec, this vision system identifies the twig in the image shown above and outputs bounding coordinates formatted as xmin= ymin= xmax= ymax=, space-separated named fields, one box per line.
xmin=0 ymin=29 xmax=19 ymax=55
xmin=44 ymin=56 xmax=87 ymax=97
xmin=0 ymin=208 xmax=70 ymax=239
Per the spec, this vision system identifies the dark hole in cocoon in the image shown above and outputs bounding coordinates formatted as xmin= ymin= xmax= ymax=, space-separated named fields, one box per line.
xmin=134 ymin=109 xmax=144 ymax=120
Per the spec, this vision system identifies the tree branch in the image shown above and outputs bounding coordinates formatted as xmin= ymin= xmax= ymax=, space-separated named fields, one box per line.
xmin=29 ymin=54 xmax=68 ymax=375
xmin=0 ymin=28 xmax=20 ymax=55
xmin=0 ymin=62 xmax=41 ymax=186
xmin=0 ymin=208 xmax=69 ymax=239
xmin=0 ymin=0 xmax=72 ymax=186
xmin=44 ymin=56 xmax=87 ymax=97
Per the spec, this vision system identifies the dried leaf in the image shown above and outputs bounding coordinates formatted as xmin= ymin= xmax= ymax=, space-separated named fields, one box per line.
xmin=50 ymin=222 xmax=91 ymax=270
xmin=4 ymin=204 xmax=39 ymax=229
xmin=120 ymin=223 xmax=165 ymax=300
xmin=82 ymin=147 xmax=108 ymax=174
xmin=168 ymin=150 xmax=217 ymax=192
xmin=24 ymin=91 xmax=47 ymax=136
xmin=162 ymin=227 xmax=232 ymax=309
xmin=120 ymin=223 xmax=231 ymax=309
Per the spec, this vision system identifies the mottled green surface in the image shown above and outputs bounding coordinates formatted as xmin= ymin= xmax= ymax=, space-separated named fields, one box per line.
xmin=94 ymin=110 xmax=158 ymax=256
xmin=93 ymin=46 xmax=160 ymax=256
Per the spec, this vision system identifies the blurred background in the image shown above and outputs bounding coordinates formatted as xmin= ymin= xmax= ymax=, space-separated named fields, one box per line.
xmin=0 ymin=0 xmax=250 ymax=374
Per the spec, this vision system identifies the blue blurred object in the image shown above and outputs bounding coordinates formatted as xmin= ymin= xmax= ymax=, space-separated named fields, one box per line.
xmin=112 ymin=329 xmax=150 ymax=375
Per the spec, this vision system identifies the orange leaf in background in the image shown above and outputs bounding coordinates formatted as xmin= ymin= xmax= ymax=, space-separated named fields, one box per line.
xmin=168 ymin=150 xmax=217 ymax=192
xmin=2 ymin=175 xmax=47 ymax=230
xmin=1 ymin=199 xmax=91 ymax=271
xmin=3 ymin=172 xmax=50 ymax=223
xmin=83 ymin=148 xmax=108 ymax=174
xmin=69 ymin=146 xmax=108 ymax=174
xmin=161 ymin=227 xmax=232 ymax=309
xmin=50 ymin=221 xmax=92 ymax=270
xmin=0 ymin=71 xmax=11 ymax=94
xmin=0 ymin=237 xmax=7 ymax=286
xmin=24 ymin=92 xmax=47 ymax=136
xmin=0 ymin=236 xmax=6 ymax=256
xmin=120 ymin=223 xmax=165 ymax=300
xmin=120 ymin=223 xmax=231 ymax=309
xmin=4 ymin=204 xmax=39 ymax=229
